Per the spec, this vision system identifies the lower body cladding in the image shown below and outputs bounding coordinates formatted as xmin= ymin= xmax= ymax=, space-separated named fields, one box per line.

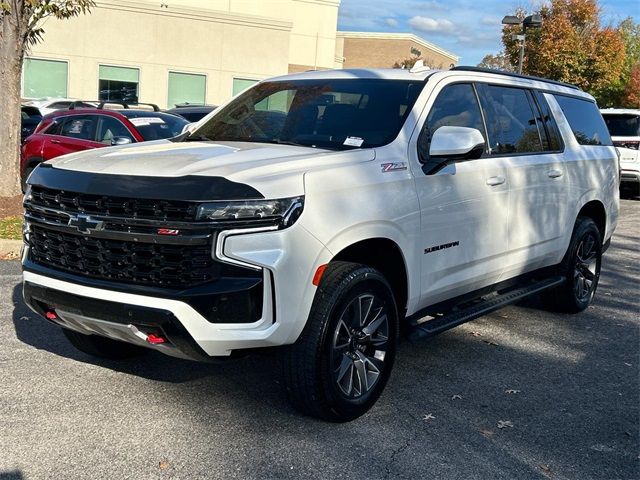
xmin=22 ymin=224 xmax=331 ymax=360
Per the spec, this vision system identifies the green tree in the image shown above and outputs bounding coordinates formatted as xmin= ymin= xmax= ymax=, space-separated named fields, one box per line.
xmin=612 ymin=18 xmax=640 ymax=107
xmin=0 ymin=0 xmax=94 ymax=198
xmin=501 ymin=0 xmax=626 ymax=105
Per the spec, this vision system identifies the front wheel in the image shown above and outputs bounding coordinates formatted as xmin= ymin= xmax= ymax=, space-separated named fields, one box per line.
xmin=546 ymin=216 xmax=602 ymax=313
xmin=282 ymin=261 xmax=399 ymax=422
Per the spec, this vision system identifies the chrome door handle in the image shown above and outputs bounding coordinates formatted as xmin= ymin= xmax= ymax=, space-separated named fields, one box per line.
xmin=486 ymin=176 xmax=506 ymax=186
xmin=50 ymin=139 xmax=61 ymax=144
xmin=547 ymin=169 xmax=563 ymax=178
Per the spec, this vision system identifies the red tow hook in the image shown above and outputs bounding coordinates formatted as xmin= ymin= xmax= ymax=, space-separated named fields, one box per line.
xmin=146 ymin=333 xmax=167 ymax=345
xmin=44 ymin=311 xmax=58 ymax=321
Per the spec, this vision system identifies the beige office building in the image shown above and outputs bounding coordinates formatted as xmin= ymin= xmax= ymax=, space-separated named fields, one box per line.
xmin=22 ymin=1 xmax=459 ymax=109
xmin=22 ymin=0 xmax=342 ymax=108
xmin=336 ymin=31 xmax=459 ymax=70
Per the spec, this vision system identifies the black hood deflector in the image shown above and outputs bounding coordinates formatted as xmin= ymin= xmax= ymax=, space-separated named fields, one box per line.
xmin=28 ymin=163 xmax=264 ymax=201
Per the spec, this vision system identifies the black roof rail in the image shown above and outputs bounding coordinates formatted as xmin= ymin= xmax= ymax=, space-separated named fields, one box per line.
xmin=449 ymin=66 xmax=581 ymax=91
xmin=96 ymin=101 xmax=160 ymax=111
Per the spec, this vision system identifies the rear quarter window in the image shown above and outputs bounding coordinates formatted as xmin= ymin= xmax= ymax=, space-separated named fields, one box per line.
xmin=553 ymin=95 xmax=612 ymax=146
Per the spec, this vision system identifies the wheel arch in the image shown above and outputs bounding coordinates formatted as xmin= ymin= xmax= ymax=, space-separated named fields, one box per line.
xmin=577 ymin=200 xmax=606 ymax=241
xmin=331 ymin=237 xmax=410 ymax=317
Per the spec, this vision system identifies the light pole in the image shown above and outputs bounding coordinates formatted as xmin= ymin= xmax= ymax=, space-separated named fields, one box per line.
xmin=502 ymin=14 xmax=542 ymax=74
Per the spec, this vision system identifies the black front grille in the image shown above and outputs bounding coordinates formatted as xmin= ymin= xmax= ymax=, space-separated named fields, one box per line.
xmin=29 ymin=186 xmax=198 ymax=222
xmin=28 ymin=225 xmax=220 ymax=288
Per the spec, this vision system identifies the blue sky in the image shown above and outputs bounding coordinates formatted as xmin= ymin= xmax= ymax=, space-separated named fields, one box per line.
xmin=337 ymin=0 xmax=640 ymax=66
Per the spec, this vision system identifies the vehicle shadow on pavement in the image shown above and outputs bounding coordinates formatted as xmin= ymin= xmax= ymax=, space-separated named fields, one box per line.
xmin=0 ymin=471 xmax=24 ymax=480
xmin=8 ymin=227 xmax=640 ymax=479
xmin=10 ymin=282 xmax=293 ymax=408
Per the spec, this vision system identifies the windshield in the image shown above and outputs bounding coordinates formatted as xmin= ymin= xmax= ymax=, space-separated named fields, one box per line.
xmin=190 ymin=79 xmax=424 ymax=149
xmin=121 ymin=111 xmax=188 ymax=141
xmin=602 ymin=114 xmax=640 ymax=137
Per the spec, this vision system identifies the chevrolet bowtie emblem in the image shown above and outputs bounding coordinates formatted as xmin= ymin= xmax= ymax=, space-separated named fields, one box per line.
xmin=68 ymin=214 xmax=105 ymax=234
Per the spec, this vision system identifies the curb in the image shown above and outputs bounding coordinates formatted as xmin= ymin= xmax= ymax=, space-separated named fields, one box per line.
xmin=0 ymin=239 xmax=22 ymax=260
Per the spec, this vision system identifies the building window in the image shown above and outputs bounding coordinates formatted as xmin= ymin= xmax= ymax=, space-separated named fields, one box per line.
xmin=167 ymin=72 xmax=206 ymax=108
xmin=232 ymin=78 xmax=258 ymax=96
xmin=23 ymin=58 xmax=68 ymax=98
xmin=99 ymin=65 xmax=139 ymax=104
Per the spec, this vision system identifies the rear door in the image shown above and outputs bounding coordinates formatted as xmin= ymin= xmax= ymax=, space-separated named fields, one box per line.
xmin=42 ymin=115 xmax=103 ymax=160
xmin=476 ymin=84 xmax=568 ymax=278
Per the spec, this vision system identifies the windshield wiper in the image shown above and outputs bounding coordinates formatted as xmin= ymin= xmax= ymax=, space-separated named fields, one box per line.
xmin=183 ymin=134 xmax=213 ymax=142
xmin=257 ymin=139 xmax=313 ymax=148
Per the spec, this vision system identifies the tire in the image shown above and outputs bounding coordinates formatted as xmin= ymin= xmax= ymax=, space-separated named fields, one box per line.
xmin=62 ymin=328 xmax=147 ymax=359
xmin=282 ymin=261 xmax=399 ymax=422
xmin=545 ymin=216 xmax=602 ymax=313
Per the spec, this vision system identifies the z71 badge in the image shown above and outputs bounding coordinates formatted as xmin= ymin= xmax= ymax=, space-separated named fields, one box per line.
xmin=381 ymin=162 xmax=407 ymax=172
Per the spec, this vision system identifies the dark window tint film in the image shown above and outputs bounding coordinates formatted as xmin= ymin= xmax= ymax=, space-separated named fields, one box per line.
xmin=480 ymin=85 xmax=544 ymax=154
xmin=553 ymin=95 xmax=612 ymax=146
xmin=418 ymin=83 xmax=485 ymax=161
xmin=602 ymin=114 xmax=640 ymax=137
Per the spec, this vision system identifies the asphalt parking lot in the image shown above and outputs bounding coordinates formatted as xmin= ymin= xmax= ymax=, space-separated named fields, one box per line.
xmin=1 ymin=200 xmax=638 ymax=480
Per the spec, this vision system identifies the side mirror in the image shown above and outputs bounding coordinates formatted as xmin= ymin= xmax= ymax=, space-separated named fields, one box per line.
xmin=111 ymin=136 xmax=132 ymax=146
xmin=423 ymin=126 xmax=485 ymax=174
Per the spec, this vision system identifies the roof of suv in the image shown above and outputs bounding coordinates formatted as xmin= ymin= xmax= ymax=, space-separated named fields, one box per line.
xmin=267 ymin=67 xmax=591 ymax=100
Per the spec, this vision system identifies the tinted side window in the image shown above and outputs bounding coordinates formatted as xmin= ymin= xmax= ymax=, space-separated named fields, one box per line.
xmin=418 ymin=83 xmax=485 ymax=161
xmin=60 ymin=115 xmax=96 ymax=141
xmin=45 ymin=119 xmax=65 ymax=136
xmin=532 ymin=91 xmax=562 ymax=151
xmin=96 ymin=116 xmax=134 ymax=144
xmin=479 ymin=85 xmax=544 ymax=154
xmin=553 ymin=95 xmax=612 ymax=146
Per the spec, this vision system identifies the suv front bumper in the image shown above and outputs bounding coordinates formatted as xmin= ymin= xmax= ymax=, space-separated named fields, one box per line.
xmin=22 ymin=222 xmax=332 ymax=359
xmin=23 ymin=267 xmax=276 ymax=359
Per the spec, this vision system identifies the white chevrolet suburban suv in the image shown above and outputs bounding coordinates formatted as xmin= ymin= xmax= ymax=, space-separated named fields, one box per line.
xmin=22 ymin=66 xmax=619 ymax=421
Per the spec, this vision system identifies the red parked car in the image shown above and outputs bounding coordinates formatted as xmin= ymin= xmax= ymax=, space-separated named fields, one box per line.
xmin=21 ymin=103 xmax=189 ymax=190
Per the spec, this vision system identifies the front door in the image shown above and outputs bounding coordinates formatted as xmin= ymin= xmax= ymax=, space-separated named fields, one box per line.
xmin=409 ymin=81 xmax=510 ymax=309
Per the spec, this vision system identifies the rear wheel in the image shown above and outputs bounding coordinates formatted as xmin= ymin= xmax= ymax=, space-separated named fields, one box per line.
xmin=282 ymin=261 xmax=399 ymax=422
xmin=62 ymin=328 xmax=147 ymax=359
xmin=546 ymin=216 xmax=602 ymax=313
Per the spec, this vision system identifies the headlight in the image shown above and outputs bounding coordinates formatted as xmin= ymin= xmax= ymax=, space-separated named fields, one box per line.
xmin=196 ymin=196 xmax=304 ymax=227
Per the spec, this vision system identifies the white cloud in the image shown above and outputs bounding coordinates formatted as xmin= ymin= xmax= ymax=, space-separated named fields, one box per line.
xmin=408 ymin=16 xmax=456 ymax=34
xmin=385 ymin=18 xmax=398 ymax=27
xmin=481 ymin=16 xmax=501 ymax=26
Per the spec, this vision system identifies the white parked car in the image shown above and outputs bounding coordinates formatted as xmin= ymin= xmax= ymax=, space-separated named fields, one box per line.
xmin=22 ymin=97 xmax=96 ymax=116
xmin=22 ymin=66 xmax=619 ymax=421
xmin=601 ymin=108 xmax=640 ymax=196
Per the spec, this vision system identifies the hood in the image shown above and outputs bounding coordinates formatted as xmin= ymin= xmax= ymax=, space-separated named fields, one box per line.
xmin=50 ymin=140 xmax=375 ymax=198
